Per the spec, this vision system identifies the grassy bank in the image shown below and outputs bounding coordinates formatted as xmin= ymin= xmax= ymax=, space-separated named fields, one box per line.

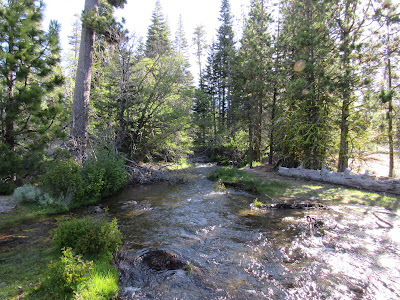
xmin=0 ymin=215 xmax=121 ymax=299
xmin=209 ymin=167 xmax=400 ymax=210
xmin=208 ymin=167 xmax=290 ymax=196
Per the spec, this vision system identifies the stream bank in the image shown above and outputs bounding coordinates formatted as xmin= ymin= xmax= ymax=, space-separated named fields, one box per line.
xmin=1 ymin=163 xmax=400 ymax=299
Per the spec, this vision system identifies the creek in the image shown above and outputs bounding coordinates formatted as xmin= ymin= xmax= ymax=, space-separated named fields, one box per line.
xmin=90 ymin=163 xmax=400 ymax=299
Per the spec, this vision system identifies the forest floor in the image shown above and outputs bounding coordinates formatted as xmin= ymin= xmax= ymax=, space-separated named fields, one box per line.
xmin=348 ymin=146 xmax=400 ymax=177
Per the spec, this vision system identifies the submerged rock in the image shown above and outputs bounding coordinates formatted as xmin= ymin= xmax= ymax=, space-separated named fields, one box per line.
xmin=268 ymin=202 xmax=327 ymax=210
xmin=142 ymin=250 xmax=188 ymax=271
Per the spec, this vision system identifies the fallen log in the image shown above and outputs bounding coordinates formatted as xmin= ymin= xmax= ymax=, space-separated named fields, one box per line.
xmin=278 ymin=166 xmax=400 ymax=195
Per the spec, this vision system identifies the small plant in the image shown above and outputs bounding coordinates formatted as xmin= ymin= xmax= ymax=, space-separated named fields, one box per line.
xmin=45 ymin=247 xmax=93 ymax=294
xmin=12 ymin=184 xmax=67 ymax=207
xmin=52 ymin=217 xmax=122 ymax=259
xmin=253 ymin=198 xmax=265 ymax=208
xmin=185 ymin=262 xmax=194 ymax=275
xmin=214 ymin=179 xmax=226 ymax=191
xmin=13 ymin=184 xmax=44 ymax=203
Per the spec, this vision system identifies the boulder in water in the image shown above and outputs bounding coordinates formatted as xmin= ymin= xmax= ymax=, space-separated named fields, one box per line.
xmin=141 ymin=250 xmax=188 ymax=271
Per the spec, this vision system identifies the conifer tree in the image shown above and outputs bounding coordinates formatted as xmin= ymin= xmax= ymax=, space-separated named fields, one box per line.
xmin=278 ymin=0 xmax=337 ymax=169
xmin=0 ymin=0 xmax=63 ymax=191
xmin=174 ymin=15 xmax=189 ymax=58
xmin=192 ymin=24 xmax=208 ymax=78
xmin=373 ymin=0 xmax=400 ymax=177
xmin=71 ymin=0 xmax=126 ymax=157
xmin=334 ymin=0 xmax=370 ymax=172
xmin=145 ymin=0 xmax=171 ymax=58
xmin=237 ymin=0 xmax=272 ymax=166
xmin=215 ymin=0 xmax=236 ymax=131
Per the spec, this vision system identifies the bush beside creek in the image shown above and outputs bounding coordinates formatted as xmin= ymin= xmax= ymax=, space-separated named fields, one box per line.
xmin=0 ymin=148 xmax=128 ymax=298
xmin=31 ymin=217 xmax=122 ymax=299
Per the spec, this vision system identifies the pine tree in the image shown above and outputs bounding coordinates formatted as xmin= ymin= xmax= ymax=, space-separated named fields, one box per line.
xmin=192 ymin=24 xmax=208 ymax=79
xmin=174 ymin=15 xmax=189 ymax=58
xmin=277 ymin=0 xmax=337 ymax=169
xmin=0 ymin=0 xmax=63 ymax=191
xmin=334 ymin=0 xmax=371 ymax=172
xmin=237 ymin=0 xmax=272 ymax=166
xmin=145 ymin=0 xmax=171 ymax=58
xmin=215 ymin=0 xmax=236 ymax=131
xmin=71 ymin=0 xmax=126 ymax=157
xmin=373 ymin=0 xmax=400 ymax=177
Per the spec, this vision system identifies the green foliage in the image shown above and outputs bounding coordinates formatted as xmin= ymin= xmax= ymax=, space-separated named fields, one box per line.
xmin=13 ymin=184 xmax=71 ymax=208
xmin=74 ymin=260 xmax=120 ymax=300
xmin=209 ymin=167 xmax=289 ymax=196
xmin=78 ymin=148 xmax=129 ymax=202
xmin=0 ymin=143 xmax=21 ymax=194
xmin=145 ymin=0 xmax=172 ymax=57
xmin=39 ymin=148 xmax=128 ymax=206
xmin=253 ymin=198 xmax=265 ymax=208
xmin=52 ymin=217 xmax=122 ymax=259
xmin=40 ymin=159 xmax=81 ymax=200
xmin=45 ymin=248 xmax=93 ymax=294
xmin=213 ymin=179 xmax=226 ymax=191
xmin=0 ymin=0 xmax=64 ymax=186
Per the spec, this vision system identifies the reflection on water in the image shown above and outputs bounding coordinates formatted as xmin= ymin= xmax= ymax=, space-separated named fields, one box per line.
xmin=102 ymin=164 xmax=400 ymax=299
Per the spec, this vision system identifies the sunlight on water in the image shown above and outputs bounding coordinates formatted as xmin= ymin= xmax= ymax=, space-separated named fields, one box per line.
xmin=103 ymin=164 xmax=400 ymax=299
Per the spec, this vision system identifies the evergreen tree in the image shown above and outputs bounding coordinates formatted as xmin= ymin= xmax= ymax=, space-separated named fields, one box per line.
xmin=373 ymin=0 xmax=400 ymax=176
xmin=192 ymin=24 xmax=208 ymax=78
xmin=215 ymin=0 xmax=236 ymax=131
xmin=236 ymin=0 xmax=272 ymax=166
xmin=71 ymin=0 xmax=126 ymax=157
xmin=277 ymin=0 xmax=337 ymax=169
xmin=145 ymin=0 xmax=171 ymax=58
xmin=0 ymin=0 xmax=63 ymax=192
xmin=334 ymin=0 xmax=371 ymax=172
xmin=174 ymin=15 xmax=189 ymax=58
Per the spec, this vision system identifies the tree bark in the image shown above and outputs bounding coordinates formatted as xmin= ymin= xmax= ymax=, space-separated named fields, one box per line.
xmin=387 ymin=58 xmax=394 ymax=177
xmin=71 ymin=0 xmax=99 ymax=151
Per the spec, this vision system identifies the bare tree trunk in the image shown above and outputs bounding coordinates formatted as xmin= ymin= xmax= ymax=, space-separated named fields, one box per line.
xmin=388 ymin=58 xmax=394 ymax=177
xmin=269 ymin=87 xmax=277 ymax=165
xmin=71 ymin=0 xmax=99 ymax=154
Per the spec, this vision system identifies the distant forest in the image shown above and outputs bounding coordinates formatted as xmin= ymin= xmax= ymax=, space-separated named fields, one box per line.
xmin=1 ymin=0 xmax=399 ymax=194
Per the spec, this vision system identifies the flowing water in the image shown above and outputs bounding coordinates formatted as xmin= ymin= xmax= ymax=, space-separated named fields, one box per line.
xmin=100 ymin=164 xmax=400 ymax=299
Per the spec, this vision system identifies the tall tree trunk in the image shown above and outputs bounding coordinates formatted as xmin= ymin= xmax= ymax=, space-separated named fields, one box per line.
xmin=388 ymin=58 xmax=394 ymax=177
xmin=5 ymin=75 xmax=15 ymax=151
xmin=71 ymin=0 xmax=99 ymax=153
xmin=269 ymin=87 xmax=277 ymax=165
xmin=338 ymin=95 xmax=350 ymax=172
xmin=338 ymin=43 xmax=350 ymax=172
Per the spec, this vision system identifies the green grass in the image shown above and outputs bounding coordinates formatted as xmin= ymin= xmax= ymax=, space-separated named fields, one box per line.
xmin=209 ymin=166 xmax=400 ymax=210
xmin=0 ymin=228 xmax=120 ymax=300
xmin=208 ymin=167 xmax=289 ymax=196
xmin=287 ymin=184 xmax=400 ymax=210
xmin=0 ymin=202 xmax=68 ymax=231
xmin=0 ymin=238 xmax=57 ymax=299
xmin=74 ymin=259 xmax=119 ymax=300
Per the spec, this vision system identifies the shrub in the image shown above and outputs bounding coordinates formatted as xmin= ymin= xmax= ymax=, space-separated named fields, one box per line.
xmin=82 ymin=149 xmax=128 ymax=199
xmin=213 ymin=179 xmax=226 ymax=192
xmin=45 ymin=247 xmax=93 ymax=295
xmin=40 ymin=148 xmax=128 ymax=206
xmin=52 ymin=217 xmax=122 ymax=259
xmin=40 ymin=159 xmax=81 ymax=200
xmin=13 ymin=184 xmax=45 ymax=203
xmin=12 ymin=184 xmax=67 ymax=207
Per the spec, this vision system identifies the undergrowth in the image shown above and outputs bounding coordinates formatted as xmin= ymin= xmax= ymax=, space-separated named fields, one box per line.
xmin=208 ymin=167 xmax=289 ymax=196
